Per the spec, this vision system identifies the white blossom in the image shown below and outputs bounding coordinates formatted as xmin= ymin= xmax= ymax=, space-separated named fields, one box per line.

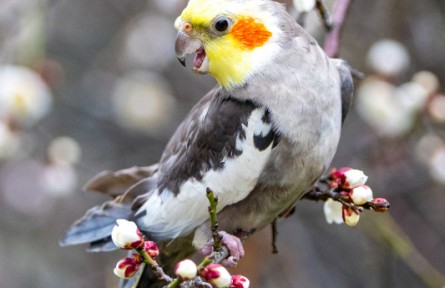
xmin=350 ymin=185 xmax=373 ymax=205
xmin=342 ymin=169 xmax=368 ymax=189
xmin=323 ymin=199 xmax=343 ymax=225
xmin=202 ymin=264 xmax=232 ymax=288
xmin=111 ymin=219 xmax=144 ymax=249
xmin=174 ymin=259 xmax=198 ymax=280
xmin=342 ymin=207 xmax=360 ymax=227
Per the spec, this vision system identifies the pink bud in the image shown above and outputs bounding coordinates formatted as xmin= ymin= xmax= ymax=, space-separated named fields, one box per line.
xmin=230 ymin=274 xmax=250 ymax=288
xmin=350 ymin=185 xmax=373 ymax=205
xmin=202 ymin=264 xmax=232 ymax=288
xmin=113 ymin=254 xmax=142 ymax=279
xmin=111 ymin=219 xmax=144 ymax=249
xmin=371 ymin=198 xmax=390 ymax=212
xmin=331 ymin=167 xmax=368 ymax=189
xmin=342 ymin=206 xmax=360 ymax=227
xmin=144 ymin=241 xmax=159 ymax=258
xmin=174 ymin=259 xmax=197 ymax=280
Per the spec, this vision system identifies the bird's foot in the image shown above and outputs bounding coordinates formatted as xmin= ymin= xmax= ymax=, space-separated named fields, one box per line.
xmin=201 ymin=231 xmax=245 ymax=267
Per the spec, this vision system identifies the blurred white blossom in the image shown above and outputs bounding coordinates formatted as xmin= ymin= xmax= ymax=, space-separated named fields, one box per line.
xmin=366 ymin=39 xmax=410 ymax=77
xmin=0 ymin=121 xmax=21 ymax=160
xmin=47 ymin=136 xmax=82 ymax=166
xmin=356 ymin=77 xmax=414 ymax=136
xmin=415 ymin=134 xmax=444 ymax=165
xmin=428 ymin=94 xmax=445 ymax=123
xmin=152 ymin=0 xmax=185 ymax=15
xmin=293 ymin=0 xmax=316 ymax=12
xmin=428 ymin=146 xmax=445 ymax=185
xmin=123 ymin=14 xmax=176 ymax=70
xmin=0 ymin=160 xmax=52 ymax=216
xmin=112 ymin=71 xmax=177 ymax=136
xmin=393 ymin=82 xmax=429 ymax=113
xmin=0 ymin=65 xmax=52 ymax=127
xmin=412 ymin=71 xmax=440 ymax=96
xmin=41 ymin=163 xmax=77 ymax=196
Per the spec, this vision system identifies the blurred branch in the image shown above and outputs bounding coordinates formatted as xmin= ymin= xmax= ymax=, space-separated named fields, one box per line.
xmin=363 ymin=214 xmax=445 ymax=288
xmin=323 ymin=0 xmax=353 ymax=57
xmin=315 ymin=0 xmax=333 ymax=31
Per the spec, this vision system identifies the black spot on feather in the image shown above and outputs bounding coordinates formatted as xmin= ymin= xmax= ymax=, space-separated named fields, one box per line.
xmin=253 ymin=109 xmax=279 ymax=151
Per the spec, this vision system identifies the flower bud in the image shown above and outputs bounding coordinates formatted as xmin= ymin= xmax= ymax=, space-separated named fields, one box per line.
xmin=111 ymin=219 xmax=144 ymax=249
xmin=231 ymin=274 xmax=250 ymax=288
xmin=342 ymin=206 xmax=360 ymax=227
xmin=202 ymin=264 xmax=232 ymax=288
xmin=332 ymin=168 xmax=368 ymax=189
xmin=323 ymin=199 xmax=343 ymax=224
xmin=144 ymin=241 xmax=159 ymax=258
xmin=174 ymin=259 xmax=198 ymax=280
xmin=350 ymin=185 xmax=373 ymax=205
xmin=113 ymin=254 xmax=142 ymax=279
xmin=371 ymin=198 xmax=390 ymax=212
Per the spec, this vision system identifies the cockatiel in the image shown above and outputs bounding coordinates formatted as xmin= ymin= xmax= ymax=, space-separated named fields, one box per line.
xmin=61 ymin=0 xmax=353 ymax=287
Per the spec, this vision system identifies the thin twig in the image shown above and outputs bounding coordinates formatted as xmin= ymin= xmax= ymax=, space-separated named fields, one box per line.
xmin=303 ymin=181 xmax=390 ymax=215
xmin=315 ymin=0 xmax=333 ymax=31
xmin=206 ymin=188 xmax=223 ymax=251
xmin=271 ymin=219 xmax=279 ymax=254
xmin=137 ymin=248 xmax=174 ymax=285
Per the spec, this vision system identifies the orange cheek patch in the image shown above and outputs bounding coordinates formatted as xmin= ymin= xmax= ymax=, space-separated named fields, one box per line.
xmin=230 ymin=17 xmax=272 ymax=50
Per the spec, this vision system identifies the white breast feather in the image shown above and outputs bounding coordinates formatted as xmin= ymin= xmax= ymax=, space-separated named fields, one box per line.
xmin=137 ymin=108 xmax=273 ymax=239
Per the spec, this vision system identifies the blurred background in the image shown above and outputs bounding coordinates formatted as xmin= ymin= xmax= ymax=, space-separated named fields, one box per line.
xmin=0 ymin=0 xmax=444 ymax=287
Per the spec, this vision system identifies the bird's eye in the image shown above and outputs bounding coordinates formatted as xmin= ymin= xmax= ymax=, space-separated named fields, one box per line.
xmin=213 ymin=16 xmax=232 ymax=33
xmin=215 ymin=19 xmax=229 ymax=32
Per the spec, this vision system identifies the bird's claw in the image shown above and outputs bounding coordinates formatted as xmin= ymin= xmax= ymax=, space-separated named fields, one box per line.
xmin=201 ymin=231 xmax=245 ymax=267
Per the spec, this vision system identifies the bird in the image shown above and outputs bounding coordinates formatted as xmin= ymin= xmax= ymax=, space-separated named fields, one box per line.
xmin=60 ymin=0 xmax=353 ymax=287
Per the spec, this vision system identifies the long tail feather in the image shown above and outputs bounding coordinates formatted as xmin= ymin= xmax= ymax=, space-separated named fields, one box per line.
xmin=83 ymin=165 xmax=159 ymax=198
xmin=59 ymin=201 xmax=131 ymax=247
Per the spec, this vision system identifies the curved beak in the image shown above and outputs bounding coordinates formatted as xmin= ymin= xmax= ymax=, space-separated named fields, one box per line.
xmin=175 ymin=30 xmax=202 ymax=67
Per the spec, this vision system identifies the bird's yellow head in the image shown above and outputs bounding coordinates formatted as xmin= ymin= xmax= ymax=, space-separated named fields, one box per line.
xmin=175 ymin=0 xmax=284 ymax=90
